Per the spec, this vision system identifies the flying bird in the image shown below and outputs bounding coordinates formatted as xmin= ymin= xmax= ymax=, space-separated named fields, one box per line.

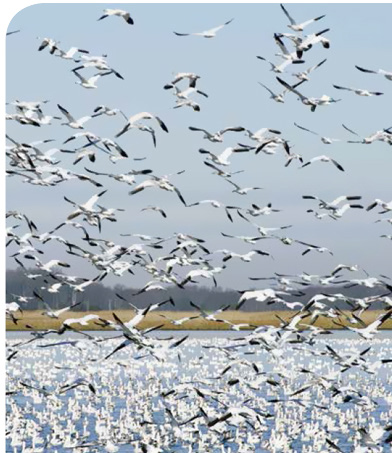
xmin=98 ymin=9 xmax=134 ymax=25
xmin=174 ymin=19 xmax=234 ymax=38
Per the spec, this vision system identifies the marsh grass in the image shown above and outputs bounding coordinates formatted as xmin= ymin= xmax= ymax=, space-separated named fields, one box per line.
xmin=6 ymin=310 xmax=392 ymax=331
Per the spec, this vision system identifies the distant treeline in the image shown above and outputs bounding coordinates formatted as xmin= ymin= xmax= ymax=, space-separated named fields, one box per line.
xmin=6 ymin=267 xmax=387 ymax=312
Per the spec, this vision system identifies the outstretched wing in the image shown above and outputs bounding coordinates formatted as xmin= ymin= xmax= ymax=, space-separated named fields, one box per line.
xmin=280 ymin=4 xmax=296 ymax=25
xmin=57 ymin=104 xmax=75 ymax=122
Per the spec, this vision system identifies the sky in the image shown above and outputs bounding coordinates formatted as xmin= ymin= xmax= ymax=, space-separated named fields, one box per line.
xmin=5 ymin=3 xmax=392 ymax=290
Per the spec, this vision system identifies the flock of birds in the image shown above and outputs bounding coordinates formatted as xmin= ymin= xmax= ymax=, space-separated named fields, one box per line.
xmin=5 ymin=4 xmax=392 ymax=453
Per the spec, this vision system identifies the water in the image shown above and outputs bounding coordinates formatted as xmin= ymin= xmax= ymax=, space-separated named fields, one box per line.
xmin=6 ymin=330 xmax=392 ymax=452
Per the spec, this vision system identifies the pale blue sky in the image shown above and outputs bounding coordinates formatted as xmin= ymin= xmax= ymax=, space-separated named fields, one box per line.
xmin=6 ymin=3 xmax=392 ymax=289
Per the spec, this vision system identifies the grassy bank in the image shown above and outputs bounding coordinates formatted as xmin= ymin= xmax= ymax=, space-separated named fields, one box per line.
xmin=6 ymin=310 xmax=392 ymax=331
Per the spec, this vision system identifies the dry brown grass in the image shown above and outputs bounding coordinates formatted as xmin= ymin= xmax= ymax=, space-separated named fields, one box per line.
xmin=6 ymin=310 xmax=392 ymax=331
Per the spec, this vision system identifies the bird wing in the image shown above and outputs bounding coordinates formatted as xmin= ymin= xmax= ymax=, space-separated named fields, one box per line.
xmin=274 ymin=33 xmax=290 ymax=55
xmin=331 ymin=159 xmax=344 ymax=172
xmin=219 ymin=147 xmax=234 ymax=160
xmin=84 ymin=190 xmax=107 ymax=210
xmin=355 ymin=65 xmax=377 ymax=74
xmin=342 ymin=124 xmax=360 ymax=137
xmin=280 ymin=4 xmax=296 ymax=25
xmin=155 ymin=115 xmax=169 ymax=132
xmin=78 ymin=116 xmax=94 ymax=125
xmin=333 ymin=85 xmax=353 ymax=92
xmin=294 ymin=122 xmax=318 ymax=136
xmin=220 ymin=126 xmax=245 ymax=135
xmin=307 ymin=58 xmax=327 ymax=74
xmin=298 ymin=15 xmax=325 ymax=29
xmin=206 ymin=18 xmax=234 ymax=34
xmin=276 ymin=77 xmax=306 ymax=100
xmin=72 ymin=71 xmax=87 ymax=83
xmin=258 ymin=82 xmax=275 ymax=96
xmin=189 ymin=126 xmax=211 ymax=136
xmin=57 ymin=104 xmax=75 ymax=122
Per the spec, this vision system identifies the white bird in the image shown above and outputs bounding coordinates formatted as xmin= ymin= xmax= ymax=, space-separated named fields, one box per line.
xmin=57 ymin=104 xmax=101 ymax=129
xmin=164 ymin=72 xmax=200 ymax=90
xmin=277 ymin=77 xmax=340 ymax=111
xmin=37 ymin=37 xmax=58 ymax=54
xmin=301 ymin=155 xmax=345 ymax=172
xmin=346 ymin=310 xmax=392 ymax=340
xmin=258 ymin=80 xmax=304 ymax=103
xmin=141 ymin=206 xmax=167 ymax=218
xmin=72 ymin=70 xmax=113 ymax=89
xmin=173 ymin=99 xmax=201 ymax=111
xmin=367 ymin=199 xmax=392 ymax=213
xmin=257 ymin=56 xmax=302 ymax=74
xmin=115 ymin=112 xmax=169 ymax=145
xmin=273 ymin=33 xmax=305 ymax=62
xmin=187 ymin=200 xmax=240 ymax=222
xmin=63 ymin=314 xmax=100 ymax=327
xmin=247 ymin=203 xmax=281 ymax=217
xmin=24 ymin=256 xmax=71 ymax=272
xmin=159 ymin=314 xmax=199 ymax=326
xmin=292 ymin=59 xmax=327 ymax=81
xmin=188 ymin=126 xmax=245 ymax=142
xmin=331 ymin=264 xmax=361 ymax=276
xmin=296 ymin=240 xmax=334 ymax=256
xmin=333 ymin=84 xmax=383 ymax=96
xmin=173 ymin=86 xmax=208 ymax=100
xmin=55 ymin=46 xmax=89 ymax=60
xmin=236 ymin=289 xmax=285 ymax=309
xmin=199 ymin=145 xmax=253 ymax=166
xmin=280 ymin=4 xmax=326 ymax=32
xmin=129 ymin=175 xmax=186 ymax=206
xmin=64 ymin=189 xmax=107 ymax=221
xmin=294 ymin=122 xmax=340 ymax=144
xmin=97 ymin=9 xmax=134 ymax=25
xmin=224 ymin=179 xmax=263 ymax=195
xmin=219 ymin=249 xmax=272 ymax=262
xmin=355 ymin=65 xmax=392 ymax=81
xmin=41 ymin=301 xmax=81 ymax=319
xmin=174 ymin=18 xmax=234 ymax=38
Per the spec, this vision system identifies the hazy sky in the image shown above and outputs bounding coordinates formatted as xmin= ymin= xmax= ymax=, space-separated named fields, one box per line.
xmin=6 ymin=3 xmax=392 ymax=290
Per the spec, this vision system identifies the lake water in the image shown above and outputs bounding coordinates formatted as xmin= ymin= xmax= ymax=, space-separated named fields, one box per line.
xmin=6 ymin=330 xmax=392 ymax=452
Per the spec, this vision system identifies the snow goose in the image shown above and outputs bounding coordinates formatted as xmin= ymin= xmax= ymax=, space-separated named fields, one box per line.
xmin=55 ymin=46 xmax=89 ymax=60
xmin=333 ymin=84 xmax=383 ymax=96
xmin=57 ymin=104 xmax=101 ymax=129
xmin=257 ymin=56 xmax=303 ymax=74
xmin=72 ymin=70 xmax=114 ymax=89
xmin=294 ymin=122 xmax=340 ymax=144
xmin=301 ymin=155 xmax=345 ymax=172
xmin=189 ymin=126 xmax=245 ymax=142
xmin=129 ymin=175 xmax=186 ymax=206
xmin=98 ymin=9 xmax=134 ymax=25
xmin=187 ymin=200 xmax=240 ymax=222
xmin=280 ymin=4 xmax=326 ymax=32
xmin=164 ymin=73 xmax=200 ymax=90
xmin=292 ymin=59 xmax=327 ymax=81
xmin=355 ymin=65 xmax=392 ymax=81
xmin=199 ymin=145 xmax=253 ymax=166
xmin=273 ymin=33 xmax=305 ymax=62
xmin=277 ymin=77 xmax=340 ymax=111
xmin=367 ymin=199 xmax=392 ymax=212
xmin=115 ymin=112 xmax=168 ymax=145
xmin=224 ymin=179 xmax=263 ymax=195
xmin=258 ymin=80 xmax=304 ymax=103
xmin=37 ymin=37 xmax=58 ymax=54
xmin=41 ymin=301 xmax=81 ymax=319
xmin=174 ymin=18 xmax=234 ymax=38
